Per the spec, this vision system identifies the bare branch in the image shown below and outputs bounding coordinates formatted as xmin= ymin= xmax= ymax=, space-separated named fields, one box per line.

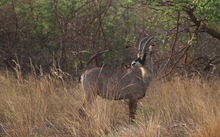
xmin=184 ymin=6 xmax=220 ymax=40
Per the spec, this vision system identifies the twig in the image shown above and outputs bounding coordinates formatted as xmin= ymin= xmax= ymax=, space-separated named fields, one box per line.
xmin=159 ymin=11 xmax=180 ymax=75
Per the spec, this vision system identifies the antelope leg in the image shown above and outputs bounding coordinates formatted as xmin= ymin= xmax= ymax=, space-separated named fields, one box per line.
xmin=128 ymin=96 xmax=138 ymax=122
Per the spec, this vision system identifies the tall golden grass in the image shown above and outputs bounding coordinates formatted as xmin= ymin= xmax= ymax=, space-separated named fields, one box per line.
xmin=0 ymin=69 xmax=220 ymax=137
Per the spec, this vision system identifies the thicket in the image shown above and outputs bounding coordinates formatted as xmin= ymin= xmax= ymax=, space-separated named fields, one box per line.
xmin=0 ymin=0 xmax=220 ymax=78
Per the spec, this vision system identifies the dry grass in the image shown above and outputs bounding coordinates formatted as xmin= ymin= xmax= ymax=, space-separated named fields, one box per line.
xmin=0 ymin=70 xmax=220 ymax=137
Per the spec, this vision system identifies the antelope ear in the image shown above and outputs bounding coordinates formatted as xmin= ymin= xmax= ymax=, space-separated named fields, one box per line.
xmin=137 ymin=52 xmax=141 ymax=58
xmin=142 ymin=36 xmax=155 ymax=53
xmin=149 ymin=45 xmax=153 ymax=52
xmin=149 ymin=45 xmax=155 ymax=55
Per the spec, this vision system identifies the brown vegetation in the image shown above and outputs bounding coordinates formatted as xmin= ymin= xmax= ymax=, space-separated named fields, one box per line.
xmin=0 ymin=68 xmax=220 ymax=137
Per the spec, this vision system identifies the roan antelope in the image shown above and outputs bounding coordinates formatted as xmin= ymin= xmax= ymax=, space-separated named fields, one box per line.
xmin=80 ymin=36 xmax=156 ymax=121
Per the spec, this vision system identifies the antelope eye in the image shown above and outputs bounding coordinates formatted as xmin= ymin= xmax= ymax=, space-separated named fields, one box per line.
xmin=131 ymin=61 xmax=136 ymax=66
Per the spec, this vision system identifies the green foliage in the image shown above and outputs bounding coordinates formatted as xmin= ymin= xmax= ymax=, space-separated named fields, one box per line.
xmin=0 ymin=0 xmax=219 ymax=75
xmin=152 ymin=0 xmax=220 ymax=31
xmin=194 ymin=0 xmax=220 ymax=29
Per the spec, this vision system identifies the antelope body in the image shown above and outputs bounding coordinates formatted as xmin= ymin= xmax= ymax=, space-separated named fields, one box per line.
xmin=80 ymin=37 xmax=155 ymax=121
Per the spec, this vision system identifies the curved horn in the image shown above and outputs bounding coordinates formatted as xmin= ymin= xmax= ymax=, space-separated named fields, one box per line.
xmin=142 ymin=36 xmax=155 ymax=52
xmin=138 ymin=37 xmax=148 ymax=52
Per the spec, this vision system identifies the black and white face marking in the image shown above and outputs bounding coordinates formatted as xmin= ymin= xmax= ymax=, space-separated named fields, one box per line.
xmin=131 ymin=53 xmax=147 ymax=68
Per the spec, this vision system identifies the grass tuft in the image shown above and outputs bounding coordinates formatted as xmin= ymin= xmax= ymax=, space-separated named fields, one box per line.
xmin=0 ymin=71 xmax=220 ymax=137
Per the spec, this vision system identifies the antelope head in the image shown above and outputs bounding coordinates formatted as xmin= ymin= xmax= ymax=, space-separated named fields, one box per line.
xmin=131 ymin=36 xmax=155 ymax=77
